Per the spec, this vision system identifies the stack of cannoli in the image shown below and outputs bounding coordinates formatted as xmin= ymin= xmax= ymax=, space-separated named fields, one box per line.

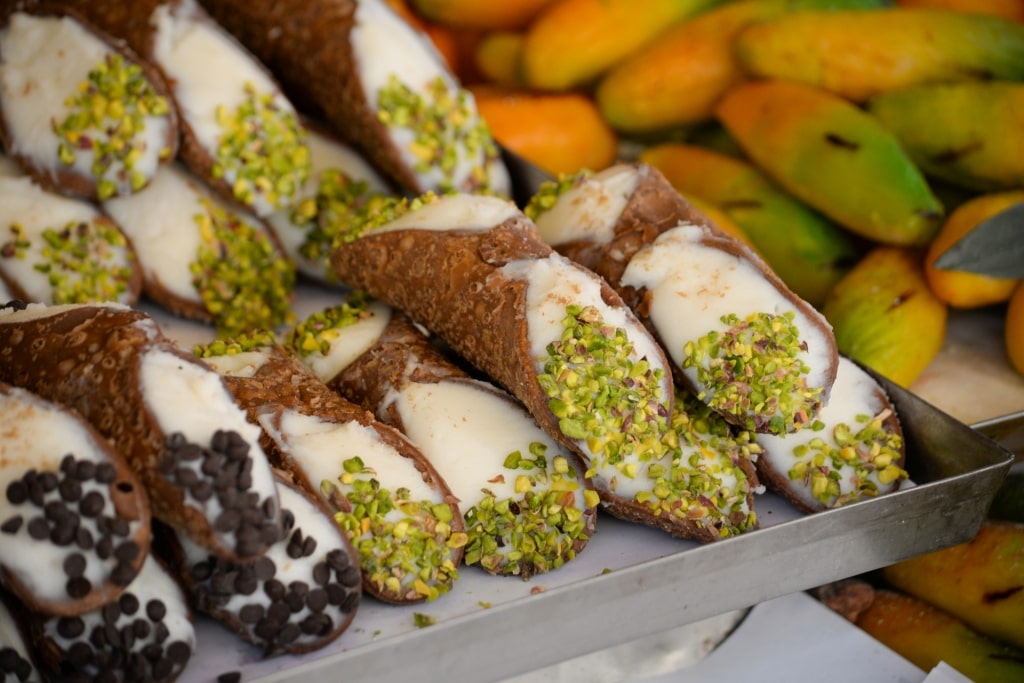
xmin=194 ymin=334 xmax=462 ymax=603
xmin=0 ymin=154 xmax=142 ymax=306
xmin=287 ymin=293 xmax=600 ymax=576
xmin=200 ymin=0 xmax=511 ymax=197
xmin=51 ymin=0 xmax=312 ymax=219
xmin=0 ymin=3 xmax=179 ymax=201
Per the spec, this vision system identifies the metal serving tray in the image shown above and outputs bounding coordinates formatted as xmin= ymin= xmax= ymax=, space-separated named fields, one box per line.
xmin=155 ymin=297 xmax=1014 ymax=683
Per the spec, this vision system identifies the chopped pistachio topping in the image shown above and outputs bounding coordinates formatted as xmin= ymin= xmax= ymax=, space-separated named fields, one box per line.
xmin=285 ymin=291 xmax=373 ymax=358
xmin=326 ymin=456 xmax=462 ymax=602
xmin=189 ymin=197 xmax=295 ymax=337
xmin=536 ymin=304 xmax=671 ymax=477
xmin=210 ymin=82 xmax=310 ymax=211
xmin=54 ymin=52 xmax=171 ymax=199
xmin=413 ymin=613 xmax=436 ymax=628
xmin=681 ymin=311 xmax=821 ymax=436
xmin=462 ymin=442 xmax=595 ymax=578
xmin=785 ymin=410 xmax=907 ymax=507
xmin=523 ymin=170 xmax=592 ymax=222
xmin=634 ymin=390 xmax=760 ymax=539
xmin=1 ymin=219 xmax=134 ymax=303
xmin=193 ymin=329 xmax=277 ymax=358
xmin=376 ymin=75 xmax=500 ymax=193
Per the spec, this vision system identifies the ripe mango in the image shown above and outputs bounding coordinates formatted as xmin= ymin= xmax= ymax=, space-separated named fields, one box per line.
xmin=596 ymin=0 xmax=886 ymax=134
xmin=409 ymin=0 xmax=556 ymax=30
xmin=857 ymin=590 xmax=1024 ymax=683
xmin=734 ymin=8 xmax=1024 ymax=102
xmin=520 ymin=0 xmax=723 ymax=91
xmin=868 ymin=81 xmax=1024 ymax=192
xmin=1007 ymin=282 xmax=1024 ymax=376
xmin=473 ymin=31 xmax=524 ymax=86
xmin=925 ymin=191 xmax=1024 ymax=308
xmin=882 ymin=521 xmax=1024 ymax=651
xmin=896 ymin=0 xmax=1024 ymax=22
xmin=682 ymin=193 xmax=759 ymax=252
xmin=716 ymin=79 xmax=944 ymax=246
xmin=639 ymin=142 xmax=859 ymax=306
xmin=821 ymin=246 xmax=947 ymax=387
xmin=470 ymin=87 xmax=618 ymax=175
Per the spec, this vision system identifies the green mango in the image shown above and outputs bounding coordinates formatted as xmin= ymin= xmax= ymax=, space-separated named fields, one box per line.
xmin=869 ymin=81 xmax=1024 ymax=192
xmin=716 ymin=79 xmax=944 ymax=246
xmin=639 ymin=142 xmax=860 ymax=307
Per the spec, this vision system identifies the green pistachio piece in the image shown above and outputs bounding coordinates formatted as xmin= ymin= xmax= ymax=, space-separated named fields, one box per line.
xmin=1 ymin=219 xmax=135 ymax=304
xmin=786 ymin=409 xmax=907 ymax=507
xmin=376 ymin=75 xmax=501 ymax=193
xmin=193 ymin=329 xmax=277 ymax=358
xmin=189 ymin=198 xmax=295 ymax=337
xmin=210 ymin=82 xmax=310 ymax=212
xmin=537 ymin=304 xmax=671 ymax=478
xmin=681 ymin=311 xmax=822 ymax=436
xmin=54 ymin=52 xmax=170 ymax=198
xmin=285 ymin=290 xmax=374 ymax=358
xmin=327 ymin=457 xmax=462 ymax=602
xmin=523 ymin=170 xmax=593 ymax=222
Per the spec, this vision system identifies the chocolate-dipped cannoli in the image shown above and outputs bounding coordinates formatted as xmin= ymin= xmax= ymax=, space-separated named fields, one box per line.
xmin=0 ymin=302 xmax=284 ymax=563
xmin=195 ymin=335 xmax=463 ymax=603
xmin=326 ymin=193 xmax=692 ymax=532
xmin=289 ymin=295 xmax=599 ymax=576
xmin=53 ymin=0 xmax=311 ymax=218
xmin=754 ymin=357 xmax=907 ymax=512
xmin=159 ymin=473 xmax=360 ymax=655
xmin=0 ymin=3 xmax=178 ymax=202
xmin=200 ymin=0 xmax=511 ymax=197
xmin=0 ymin=153 xmax=142 ymax=306
xmin=0 ymin=382 xmax=151 ymax=617
xmin=527 ymin=163 xmax=840 ymax=437
xmin=0 ymin=592 xmax=42 ymax=683
xmin=23 ymin=554 xmax=195 ymax=683
xmin=266 ymin=121 xmax=393 ymax=283
xmin=102 ymin=162 xmax=295 ymax=337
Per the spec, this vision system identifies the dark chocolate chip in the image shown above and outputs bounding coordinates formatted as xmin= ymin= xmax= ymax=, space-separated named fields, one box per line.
xmin=1 ymin=515 xmax=23 ymax=534
xmin=214 ymin=509 xmax=241 ymax=533
xmin=79 ymin=491 xmax=105 ymax=517
xmin=60 ymin=454 xmax=77 ymax=475
xmin=152 ymin=656 xmax=173 ymax=680
xmin=5 ymin=480 xmax=27 ymax=505
xmin=76 ymin=526 xmax=94 ymax=550
xmin=27 ymin=516 xmax=49 ymax=539
xmin=278 ymin=622 xmax=301 ymax=644
xmin=146 ymin=599 xmax=167 ymax=623
xmin=234 ymin=572 xmax=258 ymax=596
xmin=38 ymin=471 xmax=58 ymax=493
xmin=153 ymin=621 xmax=170 ymax=644
xmin=339 ymin=565 xmax=361 ymax=588
xmin=267 ymin=600 xmax=290 ymax=624
xmin=190 ymin=480 xmax=213 ymax=502
xmin=217 ymin=671 xmax=242 ymax=683
xmin=238 ymin=603 xmax=264 ymax=624
xmin=114 ymin=540 xmax=140 ymax=563
xmin=111 ymin=561 xmax=137 ymax=586
xmin=75 ymin=460 xmax=96 ymax=481
xmin=96 ymin=537 xmax=114 ymax=560
xmin=252 ymin=556 xmax=275 ymax=582
xmin=58 ymin=477 xmax=82 ymax=503
xmin=67 ymin=641 xmax=93 ymax=667
xmin=305 ymin=588 xmax=328 ymax=613
xmin=120 ymin=591 xmax=140 ymax=615
xmin=326 ymin=548 xmax=350 ymax=572
xmin=166 ymin=640 xmax=191 ymax=664
xmin=341 ymin=590 xmax=359 ymax=613
xmin=253 ymin=617 xmax=279 ymax=641
xmin=264 ymin=579 xmax=285 ymax=601
xmin=64 ymin=552 xmax=87 ymax=578
xmin=132 ymin=618 xmax=151 ymax=640
xmin=300 ymin=612 xmax=332 ymax=636
xmin=57 ymin=616 xmax=86 ymax=639
xmin=95 ymin=463 xmax=116 ymax=484
xmin=102 ymin=600 xmax=121 ymax=624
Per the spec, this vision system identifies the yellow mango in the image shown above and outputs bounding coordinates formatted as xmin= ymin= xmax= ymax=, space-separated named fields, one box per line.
xmin=596 ymin=0 xmax=886 ymax=134
xmin=882 ymin=521 xmax=1024 ymax=650
xmin=473 ymin=31 xmax=524 ymax=86
xmin=520 ymin=0 xmax=723 ymax=91
xmin=857 ymin=590 xmax=1024 ymax=682
xmin=896 ymin=0 xmax=1024 ymax=22
xmin=821 ymin=246 xmax=947 ymax=387
xmin=925 ymin=191 xmax=1024 ymax=308
xmin=682 ymin=194 xmax=758 ymax=252
xmin=735 ymin=8 xmax=1024 ymax=102
xmin=410 ymin=0 xmax=557 ymax=30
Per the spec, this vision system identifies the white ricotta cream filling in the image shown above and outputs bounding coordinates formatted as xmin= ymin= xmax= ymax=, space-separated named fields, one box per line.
xmin=620 ymin=223 xmax=834 ymax=393
xmin=302 ymin=301 xmax=392 ymax=385
xmin=532 ymin=164 xmax=640 ymax=247
xmin=375 ymin=193 xmax=521 ymax=234
xmin=0 ymin=13 xmax=169 ymax=194
xmin=200 ymin=349 xmax=271 ymax=379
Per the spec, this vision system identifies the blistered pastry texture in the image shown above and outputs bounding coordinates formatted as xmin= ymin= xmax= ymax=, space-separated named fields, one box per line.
xmin=0 ymin=382 xmax=151 ymax=616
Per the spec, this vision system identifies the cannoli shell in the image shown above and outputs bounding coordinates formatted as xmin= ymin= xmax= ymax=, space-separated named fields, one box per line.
xmin=0 ymin=304 xmax=273 ymax=562
xmin=328 ymin=215 xmax=665 ymax=464
xmin=200 ymin=0 xmax=427 ymax=193
xmin=0 ymin=1 xmax=179 ymax=201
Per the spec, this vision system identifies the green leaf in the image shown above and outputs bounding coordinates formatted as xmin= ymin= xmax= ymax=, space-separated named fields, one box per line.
xmin=933 ymin=202 xmax=1024 ymax=278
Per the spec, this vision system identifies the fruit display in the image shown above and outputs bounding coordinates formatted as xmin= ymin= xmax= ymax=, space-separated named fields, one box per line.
xmin=400 ymin=0 xmax=1024 ymax=387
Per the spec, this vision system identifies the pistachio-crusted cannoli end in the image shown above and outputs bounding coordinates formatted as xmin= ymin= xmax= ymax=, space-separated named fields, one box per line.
xmin=327 ymin=456 xmax=462 ymax=603
xmin=523 ymin=170 xmax=594 ymax=223
xmin=286 ymin=291 xmax=376 ymax=360
xmin=681 ymin=310 xmax=825 ymax=437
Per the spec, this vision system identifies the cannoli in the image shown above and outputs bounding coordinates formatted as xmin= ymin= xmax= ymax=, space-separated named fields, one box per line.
xmin=265 ymin=121 xmax=393 ymax=283
xmin=194 ymin=335 xmax=464 ymax=603
xmin=0 ymin=302 xmax=284 ymax=563
xmin=200 ymin=0 xmax=511 ymax=196
xmin=0 ymin=154 xmax=142 ymax=306
xmin=753 ymin=357 xmax=907 ymax=513
xmin=0 ymin=382 xmax=151 ymax=617
xmin=289 ymin=294 xmax=600 ymax=576
xmin=22 ymin=554 xmax=195 ymax=683
xmin=326 ymin=193 xmax=691 ymax=531
xmin=0 ymin=2 xmax=178 ymax=201
xmin=0 ymin=592 xmax=42 ymax=683
xmin=158 ymin=472 xmax=360 ymax=656
xmin=526 ymin=163 xmax=840 ymax=437
xmin=102 ymin=162 xmax=295 ymax=337
xmin=53 ymin=0 xmax=311 ymax=218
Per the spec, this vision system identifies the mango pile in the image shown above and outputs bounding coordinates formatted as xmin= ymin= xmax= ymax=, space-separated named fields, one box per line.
xmin=389 ymin=0 xmax=1024 ymax=388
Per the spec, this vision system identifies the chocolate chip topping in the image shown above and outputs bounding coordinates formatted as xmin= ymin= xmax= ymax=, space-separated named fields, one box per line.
xmin=162 ymin=430 xmax=280 ymax=557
